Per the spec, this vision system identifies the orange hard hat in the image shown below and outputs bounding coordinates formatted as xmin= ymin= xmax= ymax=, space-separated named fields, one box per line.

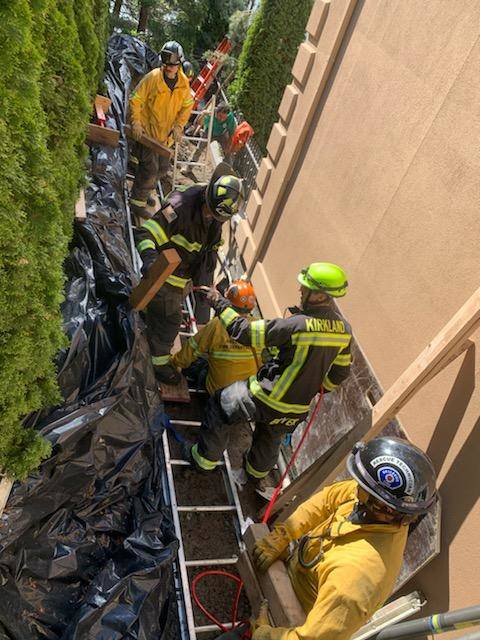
xmin=226 ymin=279 xmax=256 ymax=312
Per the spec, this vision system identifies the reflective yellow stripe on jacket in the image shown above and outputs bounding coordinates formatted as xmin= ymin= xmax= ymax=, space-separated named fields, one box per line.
xmin=249 ymin=376 xmax=309 ymax=415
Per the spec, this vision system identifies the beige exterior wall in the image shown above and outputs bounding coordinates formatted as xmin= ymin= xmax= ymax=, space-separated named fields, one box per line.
xmin=238 ymin=0 xmax=480 ymax=616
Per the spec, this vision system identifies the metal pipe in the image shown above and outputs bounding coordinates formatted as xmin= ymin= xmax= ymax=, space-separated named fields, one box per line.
xmin=177 ymin=505 xmax=237 ymax=513
xmin=185 ymin=557 xmax=238 ymax=567
xmin=375 ymin=605 xmax=480 ymax=640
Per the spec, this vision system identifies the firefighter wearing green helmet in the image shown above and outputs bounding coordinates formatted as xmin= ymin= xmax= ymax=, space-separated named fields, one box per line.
xmin=182 ymin=262 xmax=353 ymax=490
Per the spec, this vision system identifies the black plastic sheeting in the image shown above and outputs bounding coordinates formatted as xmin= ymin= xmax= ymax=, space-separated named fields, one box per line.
xmin=0 ymin=36 xmax=181 ymax=640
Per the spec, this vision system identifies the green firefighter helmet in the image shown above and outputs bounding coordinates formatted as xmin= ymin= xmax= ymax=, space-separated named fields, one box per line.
xmin=205 ymin=162 xmax=244 ymax=222
xmin=297 ymin=262 xmax=348 ymax=298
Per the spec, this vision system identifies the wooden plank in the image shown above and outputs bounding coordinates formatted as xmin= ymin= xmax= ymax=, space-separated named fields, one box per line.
xmin=160 ymin=374 xmax=191 ymax=403
xmin=86 ymin=123 xmax=120 ymax=147
xmin=95 ymin=94 xmax=111 ymax=113
xmin=124 ymin=124 xmax=173 ymax=159
xmin=237 ymin=551 xmax=271 ymax=620
xmin=0 ymin=477 xmax=13 ymax=517
xmin=75 ymin=189 xmax=87 ymax=220
xmin=244 ymin=523 xmax=304 ymax=628
xmin=272 ymin=287 xmax=480 ymax=520
xmin=129 ymin=249 xmax=181 ymax=311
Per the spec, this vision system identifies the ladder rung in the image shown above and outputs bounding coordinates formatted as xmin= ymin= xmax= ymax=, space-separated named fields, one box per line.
xmin=170 ymin=458 xmax=225 ymax=467
xmin=178 ymin=505 xmax=237 ymax=513
xmin=170 ymin=419 xmax=201 ymax=426
xmin=195 ymin=623 xmax=243 ymax=634
xmin=176 ymin=160 xmax=206 ymax=167
xmin=183 ymin=136 xmax=207 ymax=143
xmin=188 ymin=388 xmax=207 ymax=394
xmin=185 ymin=557 xmax=238 ymax=567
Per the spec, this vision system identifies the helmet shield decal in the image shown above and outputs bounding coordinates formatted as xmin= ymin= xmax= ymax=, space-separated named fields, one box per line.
xmin=371 ymin=455 xmax=415 ymax=495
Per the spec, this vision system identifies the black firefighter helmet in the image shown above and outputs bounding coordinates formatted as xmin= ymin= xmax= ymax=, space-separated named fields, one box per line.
xmin=347 ymin=436 xmax=437 ymax=516
xmin=205 ymin=162 xmax=244 ymax=222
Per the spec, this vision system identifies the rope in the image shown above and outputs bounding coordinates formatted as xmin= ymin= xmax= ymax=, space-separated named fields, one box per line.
xmin=262 ymin=386 xmax=324 ymax=524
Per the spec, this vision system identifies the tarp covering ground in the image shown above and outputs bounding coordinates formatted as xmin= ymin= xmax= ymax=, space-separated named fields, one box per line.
xmin=0 ymin=36 xmax=180 ymax=640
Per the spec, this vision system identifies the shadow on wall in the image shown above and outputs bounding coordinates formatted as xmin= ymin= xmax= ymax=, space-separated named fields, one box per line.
xmin=398 ymin=344 xmax=477 ymax=613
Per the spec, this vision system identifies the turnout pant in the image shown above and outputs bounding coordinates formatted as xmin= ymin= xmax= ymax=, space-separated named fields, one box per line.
xmin=130 ymin=142 xmax=170 ymax=212
xmin=145 ymin=283 xmax=184 ymax=368
xmin=194 ymin=380 xmax=306 ymax=477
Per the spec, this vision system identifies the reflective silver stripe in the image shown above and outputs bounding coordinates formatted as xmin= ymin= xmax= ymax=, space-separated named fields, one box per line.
xmin=152 ymin=354 xmax=171 ymax=366
xmin=292 ymin=331 xmax=351 ymax=348
xmin=270 ymin=345 xmax=309 ymax=401
xmin=166 ymin=274 xmax=190 ymax=288
xmin=250 ymin=320 xmax=265 ymax=350
xmin=137 ymin=239 xmax=155 ymax=253
xmin=171 ymin=234 xmax=202 ymax=252
xmin=220 ymin=308 xmax=239 ymax=327
xmin=142 ymin=219 xmax=169 ymax=246
xmin=210 ymin=350 xmax=256 ymax=360
xmin=191 ymin=444 xmax=218 ymax=470
xmin=249 ymin=376 xmax=309 ymax=414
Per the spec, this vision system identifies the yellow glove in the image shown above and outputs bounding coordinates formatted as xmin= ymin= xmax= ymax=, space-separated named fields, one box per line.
xmin=250 ymin=600 xmax=271 ymax=640
xmin=132 ymin=121 xmax=144 ymax=141
xmin=252 ymin=523 xmax=290 ymax=573
xmin=172 ymin=124 xmax=183 ymax=143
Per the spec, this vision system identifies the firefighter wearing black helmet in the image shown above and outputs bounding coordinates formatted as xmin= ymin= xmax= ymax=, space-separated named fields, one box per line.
xmin=250 ymin=437 xmax=437 ymax=640
xmin=129 ymin=40 xmax=193 ymax=218
xmin=134 ymin=163 xmax=244 ymax=384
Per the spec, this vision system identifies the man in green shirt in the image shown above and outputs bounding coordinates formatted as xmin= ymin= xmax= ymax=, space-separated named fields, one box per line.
xmin=189 ymin=102 xmax=236 ymax=166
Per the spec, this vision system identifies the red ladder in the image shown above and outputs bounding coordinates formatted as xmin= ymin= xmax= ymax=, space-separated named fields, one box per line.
xmin=191 ymin=37 xmax=232 ymax=108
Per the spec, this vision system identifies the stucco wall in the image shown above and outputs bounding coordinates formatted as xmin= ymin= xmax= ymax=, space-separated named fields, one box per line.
xmin=237 ymin=0 xmax=480 ymax=616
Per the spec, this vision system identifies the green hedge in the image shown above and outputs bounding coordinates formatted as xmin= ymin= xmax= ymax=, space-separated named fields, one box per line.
xmin=0 ymin=0 xmax=108 ymax=479
xmin=229 ymin=0 xmax=313 ymax=150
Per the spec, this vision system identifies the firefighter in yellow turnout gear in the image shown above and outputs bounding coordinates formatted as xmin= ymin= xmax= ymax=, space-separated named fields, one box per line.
xmin=129 ymin=40 xmax=194 ymax=217
xmin=251 ymin=437 xmax=438 ymax=640
xmin=171 ymin=280 xmax=261 ymax=394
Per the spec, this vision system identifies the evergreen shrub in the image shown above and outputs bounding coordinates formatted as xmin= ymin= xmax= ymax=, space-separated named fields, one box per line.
xmin=0 ymin=0 xmax=108 ymax=479
xmin=229 ymin=0 xmax=313 ymax=150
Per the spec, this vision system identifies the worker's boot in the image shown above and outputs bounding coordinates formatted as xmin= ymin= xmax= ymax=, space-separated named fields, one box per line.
xmin=181 ymin=440 xmax=210 ymax=474
xmin=243 ymin=453 xmax=276 ymax=501
xmin=154 ymin=364 xmax=181 ymax=385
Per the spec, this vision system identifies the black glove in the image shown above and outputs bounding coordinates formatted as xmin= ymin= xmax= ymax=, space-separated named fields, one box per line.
xmin=140 ymin=250 xmax=157 ymax=277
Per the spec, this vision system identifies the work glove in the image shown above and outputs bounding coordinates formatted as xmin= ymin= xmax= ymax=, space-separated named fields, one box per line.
xmin=252 ymin=523 xmax=290 ymax=573
xmin=132 ymin=120 xmax=144 ymax=141
xmin=250 ymin=600 xmax=269 ymax=634
xmin=172 ymin=124 xmax=183 ymax=143
xmin=195 ymin=285 xmax=222 ymax=307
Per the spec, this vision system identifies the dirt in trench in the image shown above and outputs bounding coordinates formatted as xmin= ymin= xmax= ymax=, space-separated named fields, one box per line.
xmin=188 ymin=563 xmax=251 ymax=633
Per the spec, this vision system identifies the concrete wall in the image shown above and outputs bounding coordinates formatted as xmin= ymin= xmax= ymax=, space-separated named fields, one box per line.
xmin=237 ymin=0 xmax=480 ymax=616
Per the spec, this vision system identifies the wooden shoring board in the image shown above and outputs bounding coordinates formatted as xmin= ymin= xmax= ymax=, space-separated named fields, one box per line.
xmin=86 ymin=123 xmax=120 ymax=147
xmin=75 ymin=189 xmax=87 ymax=219
xmin=270 ymin=286 xmax=480 ymax=521
xmin=243 ymin=523 xmax=305 ymax=628
xmin=94 ymin=94 xmax=112 ymax=113
xmin=159 ymin=374 xmax=191 ymax=403
xmin=0 ymin=477 xmax=13 ymax=518
xmin=129 ymin=249 xmax=181 ymax=311
xmin=124 ymin=125 xmax=172 ymax=159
